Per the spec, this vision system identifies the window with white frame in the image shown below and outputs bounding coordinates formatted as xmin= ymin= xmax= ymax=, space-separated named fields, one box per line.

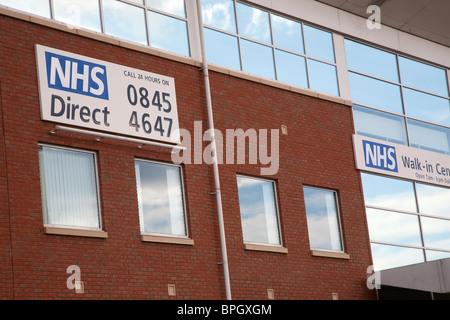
xmin=303 ymin=186 xmax=343 ymax=252
xmin=0 ymin=0 xmax=190 ymax=57
xmin=346 ymin=39 xmax=450 ymax=156
xmin=39 ymin=144 xmax=102 ymax=229
xmin=236 ymin=175 xmax=282 ymax=246
xmin=135 ymin=159 xmax=187 ymax=237
xmin=0 ymin=0 xmax=51 ymax=18
xmin=361 ymin=173 xmax=450 ymax=271
xmin=201 ymin=0 xmax=339 ymax=96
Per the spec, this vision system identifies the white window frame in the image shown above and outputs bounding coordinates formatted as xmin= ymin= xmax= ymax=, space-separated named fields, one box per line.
xmin=236 ymin=174 xmax=284 ymax=248
xmin=303 ymin=185 xmax=345 ymax=253
xmin=39 ymin=143 xmax=103 ymax=232
xmin=135 ymin=158 xmax=190 ymax=241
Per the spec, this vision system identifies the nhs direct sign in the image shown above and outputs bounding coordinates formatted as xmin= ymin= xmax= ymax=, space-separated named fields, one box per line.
xmin=36 ymin=45 xmax=180 ymax=144
xmin=353 ymin=135 xmax=450 ymax=187
xmin=45 ymin=51 xmax=109 ymax=100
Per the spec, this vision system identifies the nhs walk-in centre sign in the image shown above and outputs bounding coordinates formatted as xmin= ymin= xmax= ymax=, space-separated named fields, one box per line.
xmin=353 ymin=134 xmax=450 ymax=187
xmin=35 ymin=44 xmax=180 ymax=144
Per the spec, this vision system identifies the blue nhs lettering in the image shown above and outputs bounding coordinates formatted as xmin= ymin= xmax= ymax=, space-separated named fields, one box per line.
xmin=45 ymin=51 xmax=109 ymax=100
xmin=363 ymin=140 xmax=398 ymax=173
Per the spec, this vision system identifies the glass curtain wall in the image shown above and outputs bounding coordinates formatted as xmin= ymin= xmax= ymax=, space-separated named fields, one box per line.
xmin=0 ymin=0 xmax=190 ymax=57
xmin=361 ymin=173 xmax=450 ymax=271
xmin=347 ymin=39 xmax=450 ymax=271
xmin=346 ymin=39 xmax=450 ymax=155
xmin=200 ymin=0 xmax=339 ymax=96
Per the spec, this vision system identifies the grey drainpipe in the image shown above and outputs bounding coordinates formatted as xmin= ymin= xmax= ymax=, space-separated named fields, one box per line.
xmin=195 ymin=0 xmax=232 ymax=300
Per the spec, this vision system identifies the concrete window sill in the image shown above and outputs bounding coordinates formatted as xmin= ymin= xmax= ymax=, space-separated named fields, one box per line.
xmin=311 ymin=250 xmax=350 ymax=260
xmin=141 ymin=234 xmax=194 ymax=246
xmin=44 ymin=226 xmax=108 ymax=238
xmin=244 ymin=243 xmax=288 ymax=254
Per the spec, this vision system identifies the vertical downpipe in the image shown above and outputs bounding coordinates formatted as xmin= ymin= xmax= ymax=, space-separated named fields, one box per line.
xmin=195 ymin=0 xmax=232 ymax=300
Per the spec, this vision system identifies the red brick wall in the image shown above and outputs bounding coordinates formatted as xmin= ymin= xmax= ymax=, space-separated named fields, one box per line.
xmin=0 ymin=13 xmax=376 ymax=300
xmin=0 ymin=54 xmax=13 ymax=299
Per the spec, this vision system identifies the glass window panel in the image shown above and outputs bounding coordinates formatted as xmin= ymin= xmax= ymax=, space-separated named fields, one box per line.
xmin=53 ymin=0 xmax=101 ymax=32
xmin=403 ymin=88 xmax=450 ymax=126
xmin=135 ymin=160 xmax=187 ymax=236
xmin=308 ymin=59 xmax=339 ymax=96
xmin=303 ymin=187 xmax=343 ymax=251
xmin=371 ymin=243 xmax=424 ymax=271
xmin=353 ymin=106 xmax=408 ymax=145
xmin=236 ymin=2 xmax=271 ymax=44
xmin=39 ymin=146 xmax=100 ymax=229
xmin=128 ymin=0 xmax=144 ymax=4
xmin=303 ymin=25 xmax=335 ymax=63
xmin=426 ymin=250 xmax=450 ymax=262
xmin=0 ymin=0 xmax=51 ymax=18
xmin=399 ymin=56 xmax=449 ymax=97
xmin=344 ymin=39 xmax=399 ymax=82
xmin=204 ymin=28 xmax=241 ymax=70
xmin=361 ymin=173 xmax=417 ymax=212
xmin=201 ymin=0 xmax=236 ymax=33
xmin=240 ymin=39 xmax=275 ymax=79
xmin=148 ymin=11 xmax=190 ymax=56
xmin=103 ymin=0 xmax=148 ymax=45
xmin=271 ymin=14 xmax=304 ymax=54
xmin=147 ymin=0 xmax=185 ymax=17
xmin=237 ymin=176 xmax=281 ymax=245
xmin=349 ymin=72 xmax=403 ymax=114
xmin=408 ymin=119 xmax=450 ymax=155
xmin=366 ymin=208 xmax=422 ymax=246
xmin=275 ymin=49 xmax=307 ymax=88
xmin=416 ymin=183 xmax=450 ymax=218
xmin=422 ymin=217 xmax=450 ymax=251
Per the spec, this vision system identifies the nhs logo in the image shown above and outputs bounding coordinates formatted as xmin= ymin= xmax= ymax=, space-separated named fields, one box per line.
xmin=45 ymin=51 xmax=109 ymax=100
xmin=363 ymin=140 xmax=398 ymax=173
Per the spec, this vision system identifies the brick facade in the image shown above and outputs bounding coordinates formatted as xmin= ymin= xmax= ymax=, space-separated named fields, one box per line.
xmin=0 ymin=13 xmax=376 ymax=300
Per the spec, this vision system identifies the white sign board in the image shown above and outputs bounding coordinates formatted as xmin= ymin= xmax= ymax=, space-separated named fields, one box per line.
xmin=35 ymin=44 xmax=180 ymax=144
xmin=353 ymin=134 xmax=450 ymax=187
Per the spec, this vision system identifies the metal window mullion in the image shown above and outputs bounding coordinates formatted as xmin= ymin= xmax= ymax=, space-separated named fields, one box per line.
xmin=447 ymin=69 xmax=450 ymax=97
xmin=404 ymin=114 xmax=413 ymax=148
xmin=354 ymin=103 xmax=405 ymax=120
xmin=49 ymin=0 xmax=55 ymax=19
xmin=119 ymin=0 xmax=145 ymax=8
xmin=365 ymin=204 xmax=419 ymax=216
xmin=396 ymin=54 xmax=413 ymax=147
xmin=144 ymin=8 xmax=151 ymax=47
xmin=348 ymin=69 xmax=402 ymax=87
xmin=98 ymin=0 xmax=105 ymax=34
xmin=402 ymin=84 xmax=450 ymax=100
xmin=333 ymin=33 xmax=350 ymax=100
xmin=234 ymin=0 xmax=239 ymax=34
xmin=300 ymin=23 xmax=311 ymax=89
xmin=369 ymin=239 xmax=425 ymax=251
xmin=186 ymin=0 xmax=201 ymax=60
xmin=268 ymin=13 xmax=279 ymax=81
xmin=233 ymin=0 xmax=244 ymax=72
xmin=412 ymin=182 xmax=427 ymax=256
